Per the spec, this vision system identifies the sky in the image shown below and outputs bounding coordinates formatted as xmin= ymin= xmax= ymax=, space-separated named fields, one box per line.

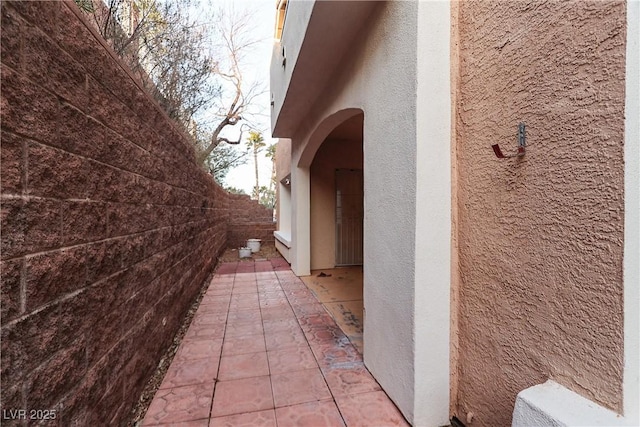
xmin=207 ymin=0 xmax=277 ymax=195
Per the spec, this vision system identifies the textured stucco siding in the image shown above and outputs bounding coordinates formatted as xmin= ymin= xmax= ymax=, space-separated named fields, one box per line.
xmin=276 ymin=139 xmax=292 ymax=184
xmin=455 ymin=1 xmax=626 ymax=425
xmin=275 ymin=1 xmax=421 ymax=422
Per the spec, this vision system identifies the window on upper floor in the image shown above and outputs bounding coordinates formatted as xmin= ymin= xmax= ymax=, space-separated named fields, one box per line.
xmin=274 ymin=0 xmax=287 ymax=40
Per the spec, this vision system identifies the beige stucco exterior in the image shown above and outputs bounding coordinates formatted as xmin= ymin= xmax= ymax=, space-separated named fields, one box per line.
xmin=271 ymin=0 xmax=639 ymax=425
xmin=454 ymin=1 xmax=627 ymax=424
xmin=275 ymin=138 xmax=292 ymax=261
xmin=271 ymin=2 xmax=451 ymax=424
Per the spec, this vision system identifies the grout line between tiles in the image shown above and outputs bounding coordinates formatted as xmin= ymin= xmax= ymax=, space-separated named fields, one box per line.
xmin=206 ymin=269 xmax=234 ymax=426
xmin=276 ymin=272 xmax=351 ymax=427
xmin=257 ymin=267 xmax=279 ymax=425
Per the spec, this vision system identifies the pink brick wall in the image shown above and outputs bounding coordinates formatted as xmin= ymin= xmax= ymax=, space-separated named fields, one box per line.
xmin=227 ymin=193 xmax=276 ymax=248
xmin=0 ymin=1 xmax=256 ymax=424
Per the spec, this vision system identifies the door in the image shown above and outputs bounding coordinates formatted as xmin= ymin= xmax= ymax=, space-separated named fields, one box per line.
xmin=335 ymin=169 xmax=363 ymax=266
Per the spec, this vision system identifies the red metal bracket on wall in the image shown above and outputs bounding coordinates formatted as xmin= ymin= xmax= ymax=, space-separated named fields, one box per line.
xmin=492 ymin=123 xmax=526 ymax=158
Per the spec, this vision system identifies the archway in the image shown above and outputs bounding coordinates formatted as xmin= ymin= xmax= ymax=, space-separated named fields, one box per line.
xmin=299 ymin=111 xmax=365 ymax=352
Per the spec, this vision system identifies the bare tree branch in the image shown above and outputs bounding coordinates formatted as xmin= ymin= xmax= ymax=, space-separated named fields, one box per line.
xmin=80 ymin=0 xmax=266 ymax=180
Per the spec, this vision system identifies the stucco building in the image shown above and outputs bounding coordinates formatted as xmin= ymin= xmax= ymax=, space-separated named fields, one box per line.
xmin=270 ymin=1 xmax=639 ymax=426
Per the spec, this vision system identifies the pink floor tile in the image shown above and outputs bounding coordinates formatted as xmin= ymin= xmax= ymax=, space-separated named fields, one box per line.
xmin=203 ymin=286 xmax=234 ymax=297
xmin=335 ymin=391 xmax=410 ymax=427
xmin=222 ymin=334 xmax=266 ymax=356
xmin=271 ymin=368 xmax=331 ymax=407
xmin=143 ymin=383 xmax=213 ymax=425
xmin=256 ymin=271 xmax=277 ymax=277
xmin=321 ymin=363 xmax=382 ymax=397
xmin=270 ymin=258 xmax=290 ymax=268
xmin=275 ymin=400 xmax=346 ymax=427
xmin=211 ymin=376 xmax=273 ymax=417
xmin=256 ymin=282 xmax=279 ymax=288
xmin=264 ymin=328 xmax=308 ymax=351
xmin=261 ymin=306 xmax=296 ymax=321
xmin=218 ymin=351 xmax=270 ymax=381
xmin=209 ymin=409 xmax=277 ymax=427
xmin=259 ymin=297 xmax=290 ymax=309
xmin=229 ymin=302 xmax=261 ymax=312
xmin=173 ymin=339 xmax=223 ymax=362
xmin=184 ymin=323 xmax=226 ymax=341
xmin=210 ymin=276 xmax=235 ymax=284
xmin=195 ymin=303 xmax=230 ymax=315
xmin=257 ymin=278 xmax=281 ymax=286
xmin=154 ymin=420 xmax=209 ymax=427
xmin=190 ymin=312 xmax=227 ymax=327
xmin=255 ymin=261 xmax=273 ymax=272
xmin=225 ymin=321 xmax=264 ymax=337
xmin=199 ymin=294 xmax=232 ymax=305
xmin=305 ymin=326 xmax=349 ymax=347
xmin=275 ymin=270 xmax=296 ymax=278
xmin=229 ymin=300 xmax=261 ymax=311
xmin=267 ymin=346 xmax=318 ymax=375
xmin=232 ymin=282 xmax=258 ymax=291
xmin=298 ymin=312 xmax=337 ymax=332
xmin=310 ymin=342 xmax=363 ymax=368
xmin=262 ymin=318 xmax=302 ymax=334
xmin=234 ymin=272 xmax=257 ymax=281
xmin=232 ymin=293 xmax=259 ymax=302
xmin=226 ymin=309 xmax=262 ymax=324
xmin=293 ymin=303 xmax=328 ymax=317
xmin=158 ymin=357 xmax=219 ymax=389
xmin=259 ymin=290 xmax=286 ymax=298
xmin=284 ymin=289 xmax=315 ymax=299
xmin=281 ymin=284 xmax=308 ymax=293
xmin=236 ymin=263 xmax=255 ymax=273
xmin=216 ymin=263 xmax=238 ymax=274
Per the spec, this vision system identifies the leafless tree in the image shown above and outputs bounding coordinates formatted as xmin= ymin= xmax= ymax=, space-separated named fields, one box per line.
xmin=80 ymin=0 xmax=265 ymax=173
xmin=195 ymin=6 xmax=265 ymax=164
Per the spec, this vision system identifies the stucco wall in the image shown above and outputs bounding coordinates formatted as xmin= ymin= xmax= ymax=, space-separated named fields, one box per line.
xmin=275 ymin=138 xmax=292 ymax=235
xmin=273 ymin=1 xmax=423 ymax=422
xmin=275 ymin=138 xmax=292 ymax=184
xmin=310 ymin=137 xmax=363 ymax=270
xmin=454 ymin=1 xmax=626 ymax=425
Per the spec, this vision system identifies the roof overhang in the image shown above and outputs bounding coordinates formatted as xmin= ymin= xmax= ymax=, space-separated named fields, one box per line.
xmin=270 ymin=1 xmax=377 ymax=137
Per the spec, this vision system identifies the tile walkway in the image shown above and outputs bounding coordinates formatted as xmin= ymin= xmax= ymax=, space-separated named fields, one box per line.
xmin=142 ymin=259 xmax=409 ymax=427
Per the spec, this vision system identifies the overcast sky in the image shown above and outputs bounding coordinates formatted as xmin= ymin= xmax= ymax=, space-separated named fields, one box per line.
xmin=212 ymin=0 xmax=277 ymax=194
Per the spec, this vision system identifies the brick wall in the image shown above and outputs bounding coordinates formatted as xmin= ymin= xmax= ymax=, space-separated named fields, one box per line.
xmin=0 ymin=1 xmax=254 ymax=424
xmin=227 ymin=193 xmax=276 ymax=248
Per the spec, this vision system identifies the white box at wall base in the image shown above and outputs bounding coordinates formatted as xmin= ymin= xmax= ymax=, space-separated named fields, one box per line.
xmin=239 ymin=247 xmax=252 ymax=258
xmin=247 ymin=239 xmax=261 ymax=253
xmin=512 ymin=380 xmax=629 ymax=426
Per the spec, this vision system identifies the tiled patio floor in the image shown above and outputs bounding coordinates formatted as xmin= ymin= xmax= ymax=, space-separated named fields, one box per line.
xmin=142 ymin=259 xmax=409 ymax=427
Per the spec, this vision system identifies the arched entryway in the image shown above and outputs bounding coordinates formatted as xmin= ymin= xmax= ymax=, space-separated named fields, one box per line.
xmin=297 ymin=110 xmax=365 ymax=352
xmin=309 ymin=114 xmax=363 ymax=269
